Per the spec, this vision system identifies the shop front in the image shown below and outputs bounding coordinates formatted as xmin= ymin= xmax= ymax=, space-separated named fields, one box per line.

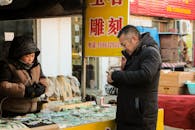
xmin=0 ymin=0 xmax=166 ymax=130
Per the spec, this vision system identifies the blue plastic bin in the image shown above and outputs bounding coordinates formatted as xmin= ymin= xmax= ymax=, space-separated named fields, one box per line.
xmin=185 ymin=82 xmax=195 ymax=95
xmin=136 ymin=26 xmax=160 ymax=47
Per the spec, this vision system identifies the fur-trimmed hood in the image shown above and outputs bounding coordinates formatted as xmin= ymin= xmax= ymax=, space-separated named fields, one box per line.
xmin=8 ymin=36 xmax=40 ymax=59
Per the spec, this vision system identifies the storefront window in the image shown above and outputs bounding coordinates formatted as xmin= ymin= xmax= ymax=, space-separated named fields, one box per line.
xmin=71 ymin=16 xmax=82 ymax=66
xmin=72 ymin=16 xmax=82 ymax=87
xmin=86 ymin=57 xmax=97 ymax=89
xmin=152 ymin=18 xmax=175 ymax=32
xmin=71 ymin=16 xmax=99 ymax=90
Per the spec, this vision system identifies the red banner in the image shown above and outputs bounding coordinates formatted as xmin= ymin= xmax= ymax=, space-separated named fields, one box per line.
xmin=130 ymin=0 xmax=195 ymax=20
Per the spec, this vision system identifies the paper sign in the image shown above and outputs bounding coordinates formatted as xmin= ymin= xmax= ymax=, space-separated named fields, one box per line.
xmin=4 ymin=32 xmax=14 ymax=41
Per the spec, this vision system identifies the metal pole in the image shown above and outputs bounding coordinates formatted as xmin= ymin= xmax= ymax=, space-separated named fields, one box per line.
xmin=81 ymin=0 xmax=86 ymax=99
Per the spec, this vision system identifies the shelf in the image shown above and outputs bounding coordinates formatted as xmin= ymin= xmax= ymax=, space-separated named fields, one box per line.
xmin=158 ymin=32 xmax=187 ymax=36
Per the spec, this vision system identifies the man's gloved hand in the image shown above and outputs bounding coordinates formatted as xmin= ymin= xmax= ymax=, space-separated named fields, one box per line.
xmin=34 ymin=83 xmax=46 ymax=97
xmin=24 ymin=83 xmax=45 ymax=98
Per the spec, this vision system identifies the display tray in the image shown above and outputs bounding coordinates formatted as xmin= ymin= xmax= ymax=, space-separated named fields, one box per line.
xmin=0 ymin=103 xmax=116 ymax=130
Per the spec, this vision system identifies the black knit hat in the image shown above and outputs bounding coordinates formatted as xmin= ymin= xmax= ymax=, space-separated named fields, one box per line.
xmin=8 ymin=36 xmax=40 ymax=59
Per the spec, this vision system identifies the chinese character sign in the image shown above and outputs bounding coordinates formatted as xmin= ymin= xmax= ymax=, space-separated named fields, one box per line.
xmin=85 ymin=0 xmax=129 ymax=56
xmin=130 ymin=0 xmax=195 ymax=20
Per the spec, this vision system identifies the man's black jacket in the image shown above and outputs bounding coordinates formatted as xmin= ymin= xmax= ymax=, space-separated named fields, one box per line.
xmin=111 ymin=33 xmax=162 ymax=130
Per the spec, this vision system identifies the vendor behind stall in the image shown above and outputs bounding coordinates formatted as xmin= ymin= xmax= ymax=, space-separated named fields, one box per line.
xmin=0 ymin=36 xmax=48 ymax=117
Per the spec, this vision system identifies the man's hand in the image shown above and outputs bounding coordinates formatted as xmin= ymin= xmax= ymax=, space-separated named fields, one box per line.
xmin=121 ymin=56 xmax=127 ymax=70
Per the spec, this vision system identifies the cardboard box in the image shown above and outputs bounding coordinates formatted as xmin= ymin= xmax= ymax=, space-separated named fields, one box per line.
xmin=158 ymin=71 xmax=195 ymax=94
xmin=160 ymin=34 xmax=179 ymax=49
xmin=159 ymin=71 xmax=195 ymax=87
xmin=158 ymin=86 xmax=184 ymax=95
xmin=161 ymin=48 xmax=178 ymax=62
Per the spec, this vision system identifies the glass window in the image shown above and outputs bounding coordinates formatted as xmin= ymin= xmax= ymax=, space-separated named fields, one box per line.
xmin=71 ymin=16 xmax=99 ymax=90
xmin=72 ymin=16 xmax=83 ymax=86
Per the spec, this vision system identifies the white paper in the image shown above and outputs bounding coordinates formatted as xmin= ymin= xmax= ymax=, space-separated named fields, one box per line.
xmin=4 ymin=32 xmax=14 ymax=41
xmin=74 ymin=24 xmax=80 ymax=31
xmin=75 ymin=36 xmax=80 ymax=43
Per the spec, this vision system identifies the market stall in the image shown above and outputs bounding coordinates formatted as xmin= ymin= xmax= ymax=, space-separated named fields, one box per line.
xmin=0 ymin=66 xmax=164 ymax=130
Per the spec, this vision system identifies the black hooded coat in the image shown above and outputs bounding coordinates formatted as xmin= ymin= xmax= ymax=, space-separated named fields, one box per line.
xmin=111 ymin=33 xmax=162 ymax=130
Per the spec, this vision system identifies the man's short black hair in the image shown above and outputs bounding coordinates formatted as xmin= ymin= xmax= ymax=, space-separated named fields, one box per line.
xmin=117 ymin=25 xmax=140 ymax=39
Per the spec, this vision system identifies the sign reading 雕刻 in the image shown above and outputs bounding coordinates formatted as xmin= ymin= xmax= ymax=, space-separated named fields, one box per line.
xmin=85 ymin=0 xmax=129 ymax=57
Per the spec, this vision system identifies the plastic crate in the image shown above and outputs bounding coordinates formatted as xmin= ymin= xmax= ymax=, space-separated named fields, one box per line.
xmin=136 ymin=26 xmax=160 ymax=47
xmin=186 ymin=82 xmax=195 ymax=94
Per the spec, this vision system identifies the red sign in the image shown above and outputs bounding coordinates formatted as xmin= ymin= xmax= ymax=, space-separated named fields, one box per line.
xmin=130 ymin=0 xmax=195 ymax=20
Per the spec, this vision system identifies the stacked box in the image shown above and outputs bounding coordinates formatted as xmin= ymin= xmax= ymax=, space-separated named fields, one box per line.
xmin=159 ymin=34 xmax=179 ymax=62
xmin=160 ymin=34 xmax=179 ymax=49
xmin=161 ymin=48 xmax=178 ymax=62
xmin=158 ymin=71 xmax=195 ymax=94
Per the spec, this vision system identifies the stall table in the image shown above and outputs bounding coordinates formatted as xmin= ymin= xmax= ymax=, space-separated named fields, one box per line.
xmin=158 ymin=94 xmax=195 ymax=129
xmin=0 ymin=108 xmax=164 ymax=130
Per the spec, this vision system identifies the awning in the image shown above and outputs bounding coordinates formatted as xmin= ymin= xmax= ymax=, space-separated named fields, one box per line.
xmin=0 ymin=0 xmax=83 ymax=20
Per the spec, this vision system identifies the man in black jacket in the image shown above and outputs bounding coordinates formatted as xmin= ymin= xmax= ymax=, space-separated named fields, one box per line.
xmin=107 ymin=25 xmax=161 ymax=130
